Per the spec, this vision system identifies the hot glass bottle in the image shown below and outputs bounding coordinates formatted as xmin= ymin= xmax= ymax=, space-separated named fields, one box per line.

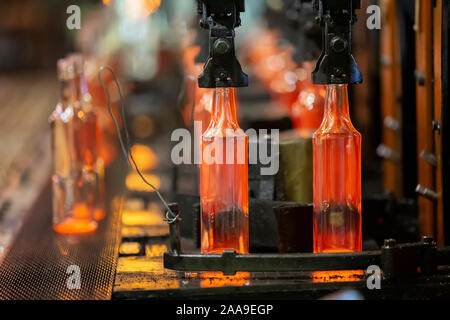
xmin=50 ymin=59 xmax=98 ymax=234
xmin=71 ymin=55 xmax=105 ymax=221
xmin=313 ymin=84 xmax=361 ymax=253
xmin=200 ymin=88 xmax=249 ymax=254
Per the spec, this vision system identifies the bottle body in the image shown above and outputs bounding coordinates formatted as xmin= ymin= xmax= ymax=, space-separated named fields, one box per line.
xmin=51 ymin=104 xmax=98 ymax=234
xmin=72 ymin=55 xmax=105 ymax=221
xmin=200 ymin=88 xmax=249 ymax=254
xmin=73 ymin=104 xmax=102 ymax=221
xmin=313 ymin=84 xmax=361 ymax=253
xmin=51 ymin=59 xmax=98 ymax=234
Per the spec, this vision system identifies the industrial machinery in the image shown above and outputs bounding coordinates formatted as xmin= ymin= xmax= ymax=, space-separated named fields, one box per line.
xmin=160 ymin=0 xmax=450 ymax=299
xmin=0 ymin=0 xmax=450 ymax=302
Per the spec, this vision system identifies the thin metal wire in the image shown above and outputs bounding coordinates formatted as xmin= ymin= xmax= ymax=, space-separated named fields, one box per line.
xmin=97 ymin=66 xmax=178 ymax=224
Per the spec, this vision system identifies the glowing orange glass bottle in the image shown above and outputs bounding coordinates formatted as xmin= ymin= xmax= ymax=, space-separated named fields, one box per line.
xmin=51 ymin=59 xmax=98 ymax=234
xmin=71 ymin=54 xmax=105 ymax=221
xmin=313 ymin=84 xmax=361 ymax=253
xmin=200 ymin=88 xmax=249 ymax=254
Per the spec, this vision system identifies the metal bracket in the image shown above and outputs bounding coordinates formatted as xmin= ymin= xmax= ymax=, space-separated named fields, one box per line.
xmin=381 ymin=237 xmax=439 ymax=281
xmin=416 ymin=184 xmax=439 ymax=201
xmin=164 ymin=249 xmax=380 ymax=276
xmin=197 ymin=0 xmax=248 ymax=88
xmin=164 ymin=203 xmax=449 ymax=280
xmin=312 ymin=0 xmax=363 ymax=84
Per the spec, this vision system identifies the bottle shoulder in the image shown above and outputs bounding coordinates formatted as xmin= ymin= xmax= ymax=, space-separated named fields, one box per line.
xmin=202 ymin=125 xmax=247 ymax=140
xmin=314 ymin=115 xmax=361 ymax=137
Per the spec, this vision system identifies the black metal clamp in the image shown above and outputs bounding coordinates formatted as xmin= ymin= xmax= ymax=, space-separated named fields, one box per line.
xmin=197 ymin=0 xmax=248 ymax=88
xmin=312 ymin=0 xmax=363 ymax=84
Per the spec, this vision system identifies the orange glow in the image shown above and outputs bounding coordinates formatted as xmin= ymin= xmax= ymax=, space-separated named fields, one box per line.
xmin=72 ymin=203 xmax=104 ymax=223
xmin=116 ymin=258 xmax=180 ymax=290
xmin=312 ymin=270 xmax=364 ymax=283
xmin=94 ymin=209 xmax=105 ymax=220
xmin=125 ymin=172 xmax=160 ymax=192
xmin=242 ymin=30 xmax=302 ymax=111
xmin=182 ymin=46 xmax=202 ymax=76
xmin=130 ymin=144 xmax=159 ymax=171
xmin=122 ymin=210 xmax=157 ymax=225
xmin=200 ymin=88 xmax=249 ymax=255
xmin=290 ymin=61 xmax=326 ymax=134
xmin=244 ymin=30 xmax=280 ymax=64
xmin=102 ymin=0 xmax=113 ymax=5
xmin=122 ymin=203 xmax=165 ymax=226
xmin=73 ymin=204 xmax=89 ymax=219
xmin=99 ymin=138 xmax=118 ymax=168
xmin=75 ymin=111 xmax=97 ymax=172
xmin=267 ymin=62 xmax=299 ymax=109
xmin=52 ymin=57 xmax=102 ymax=233
xmin=291 ymin=85 xmax=326 ymax=133
xmin=146 ymin=244 xmax=168 ymax=257
xmin=181 ymin=46 xmax=212 ymax=141
xmin=131 ymin=115 xmax=154 ymax=139
xmin=313 ymin=85 xmax=362 ymax=253
xmin=72 ymin=57 xmax=103 ymax=226
xmin=74 ymin=106 xmax=97 ymax=168
xmin=53 ymin=217 xmax=98 ymax=234
xmin=189 ymin=272 xmax=251 ymax=288
xmin=85 ymin=57 xmax=120 ymax=167
xmin=72 ymin=71 xmax=98 ymax=173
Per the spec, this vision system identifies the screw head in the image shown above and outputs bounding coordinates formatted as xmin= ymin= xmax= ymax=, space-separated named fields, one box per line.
xmin=330 ymin=36 xmax=348 ymax=53
xmin=384 ymin=239 xmax=396 ymax=247
xmin=422 ymin=236 xmax=434 ymax=245
xmin=333 ymin=67 xmax=344 ymax=76
xmin=199 ymin=19 xmax=208 ymax=29
xmin=214 ymin=39 xmax=230 ymax=55
xmin=432 ymin=120 xmax=441 ymax=134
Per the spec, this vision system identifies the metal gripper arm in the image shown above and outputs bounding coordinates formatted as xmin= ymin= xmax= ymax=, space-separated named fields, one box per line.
xmin=312 ymin=0 xmax=363 ymax=84
xmin=197 ymin=0 xmax=248 ymax=88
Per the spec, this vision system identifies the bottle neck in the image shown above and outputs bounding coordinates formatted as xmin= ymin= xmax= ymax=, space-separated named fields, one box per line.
xmin=79 ymin=72 xmax=89 ymax=97
xmin=60 ymin=73 xmax=89 ymax=109
xmin=324 ymin=84 xmax=350 ymax=120
xmin=73 ymin=72 xmax=89 ymax=102
xmin=210 ymin=88 xmax=239 ymax=129
xmin=58 ymin=78 xmax=76 ymax=108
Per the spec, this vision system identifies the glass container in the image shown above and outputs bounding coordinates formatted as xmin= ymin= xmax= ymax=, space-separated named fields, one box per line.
xmin=200 ymin=88 xmax=249 ymax=254
xmin=313 ymin=84 xmax=362 ymax=253
xmin=71 ymin=54 xmax=105 ymax=221
xmin=51 ymin=59 xmax=98 ymax=234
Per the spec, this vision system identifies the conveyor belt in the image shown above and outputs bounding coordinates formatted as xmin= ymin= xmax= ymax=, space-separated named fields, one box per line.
xmin=0 ymin=181 xmax=123 ymax=300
